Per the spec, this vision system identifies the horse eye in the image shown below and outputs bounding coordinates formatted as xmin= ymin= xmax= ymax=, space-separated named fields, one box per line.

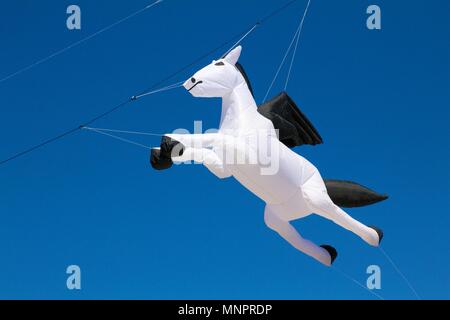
xmin=215 ymin=61 xmax=225 ymax=66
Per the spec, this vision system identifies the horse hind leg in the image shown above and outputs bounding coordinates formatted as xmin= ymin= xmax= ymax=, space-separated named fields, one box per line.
xmin=264 ymin=205 xmax=337 ymax=266
xmin=309 ymin=194 xmax=382 ymax=246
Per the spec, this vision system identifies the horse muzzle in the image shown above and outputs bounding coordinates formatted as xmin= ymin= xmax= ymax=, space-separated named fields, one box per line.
xmin=184 ymin=78 xmax=203 ymax=95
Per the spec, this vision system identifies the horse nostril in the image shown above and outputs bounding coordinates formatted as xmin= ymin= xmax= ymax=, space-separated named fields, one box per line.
xmin=191 ymin=77 xmax=196 ymax=83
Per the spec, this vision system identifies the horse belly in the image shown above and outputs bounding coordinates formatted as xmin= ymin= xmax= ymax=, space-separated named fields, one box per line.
xmin=228 ymin=143 xmax=318 ymax=204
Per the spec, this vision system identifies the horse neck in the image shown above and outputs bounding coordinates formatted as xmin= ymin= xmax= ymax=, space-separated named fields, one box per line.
xmin=219 ymin=82 xmax=257 ymax=130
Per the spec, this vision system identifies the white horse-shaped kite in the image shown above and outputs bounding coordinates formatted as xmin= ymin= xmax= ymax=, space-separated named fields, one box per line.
xmin=151 ymin=46 xmax=383 ymax=266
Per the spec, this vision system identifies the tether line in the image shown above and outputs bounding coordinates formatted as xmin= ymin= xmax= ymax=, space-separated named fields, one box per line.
xmin=83 ymin=127 xmax=164 ymax=137
xmin=222 ymin=23 xmax=260 ymax=58
xmin=0 ymin=0 xmax=163 ymax=84
xmin=378 ymin=246 xmax=421 ymax=300
xmin=284 ymin=0 xmax=311 ymax=90
xmin=131 ymin=81 xmax=184 ymax=100
xmin=332 ymin=266 xmax=385 ymax=300
xmin=263 ymin=0 xmax=312 ymax=102
xmin=0 ymin=0 xmax=300 ymax=167
xmin=83 ymin=127 xmax=152 ymax=149
xmin=0 ymin=126 xmax=82 ymax=166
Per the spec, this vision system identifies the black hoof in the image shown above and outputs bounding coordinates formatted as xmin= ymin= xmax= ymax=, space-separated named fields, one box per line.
xmin=369 ymin=226 xmax=384 ymax=245
xmin=160 ymin=136 xmax=185 ymax=158
xmin=320 ymin=245 xmax=338 ymax=264
xmin=150 ymin=137 xmax=185 ymax=171
xmin=150 ymin=149 xmax=172 ymax=170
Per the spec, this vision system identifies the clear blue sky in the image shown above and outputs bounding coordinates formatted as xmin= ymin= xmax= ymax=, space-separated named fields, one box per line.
xmin=0 ymin=0 xmax=449 ymax=299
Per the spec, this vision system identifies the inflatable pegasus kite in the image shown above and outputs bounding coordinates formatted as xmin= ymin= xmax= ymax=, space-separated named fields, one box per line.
xmin=150 ymin=46 xmax=387 ymax=266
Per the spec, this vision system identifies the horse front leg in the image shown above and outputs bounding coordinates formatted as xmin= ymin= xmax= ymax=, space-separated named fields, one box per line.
xmin=172 ymin=147 xmax=231 ymax=179
xmin=150 ymin=136 xmax=186 ymax=170
xmin=150 ymin=133 xmax=226 ymax=170
xmin=165 ymin=133 xmax=225 ymax=149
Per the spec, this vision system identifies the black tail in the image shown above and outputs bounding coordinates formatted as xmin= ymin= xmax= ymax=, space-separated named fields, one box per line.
xmin=324 ymin=180 xmax=388 ymax=208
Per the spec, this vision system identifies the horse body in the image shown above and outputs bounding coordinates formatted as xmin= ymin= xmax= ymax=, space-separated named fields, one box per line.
xmin=208 ymin=68 xmax=312 ymax=207
xmin=160 ymin=46 xmax=382 ymax=266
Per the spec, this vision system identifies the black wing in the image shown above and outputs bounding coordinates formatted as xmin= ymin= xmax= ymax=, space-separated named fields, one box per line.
xmin=234 ymin=63 xmax=322 ymax=148
xmin=258 ymin=91 xmax=323 ymax=148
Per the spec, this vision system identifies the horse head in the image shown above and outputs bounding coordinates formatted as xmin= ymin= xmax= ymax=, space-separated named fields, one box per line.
xmin=183 ymin=46 xmax=245 ymax=98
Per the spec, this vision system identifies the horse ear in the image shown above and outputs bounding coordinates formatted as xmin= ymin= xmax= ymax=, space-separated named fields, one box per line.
xmin=224 ymin=45 xmax=242 ymax=65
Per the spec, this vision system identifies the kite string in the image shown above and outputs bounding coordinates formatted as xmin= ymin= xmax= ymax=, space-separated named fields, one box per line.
xmin=262 ymin=8 xmax=305 ymax=102
xmin=81 ymin=77 xmax=183 ymax=145
xmin=332 ymin=266 xmax=385 ymax=300
xmin=378 ymin=246 xmax=421 ymax=300
xmin=82 ymin=127 xmax=152 ymax=149
xmin=262 ymin=0 xmax=311 ymax=103
xmin=222 ymin=23 xmax=260 ymax=58
xmin=83 ymin=126 xmax=164 ymax=137
xmin=284 ymin=0 xmax=311 ymax=90
xmin=83 ymin=79 xmax=183 ymax=128
xmin=0 ymin=0 xmax=301 ymax=167
xmin=0 ymin=0 xmax=163 ymax=84
xmin=135 ymin=0 xmax=300 ymax=98
xmin=131 ymin=80 xmax=184 ymax=100
xmin=0 ymin=78 xmax=178 ymax=166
